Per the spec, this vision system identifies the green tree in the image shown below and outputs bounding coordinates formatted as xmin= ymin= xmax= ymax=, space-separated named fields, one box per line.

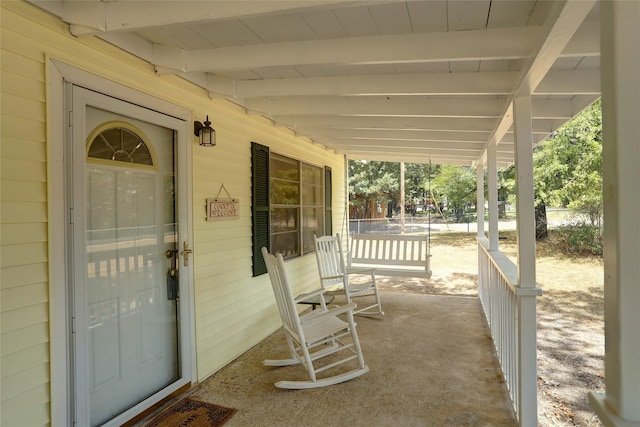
xmin=349 ymin=161 xmax=442 ymax=218
xmin=403 ymin=163 xmax=440 ymax=214
xmin=433 ymin=166 xmax=477 ymax=222
xmin=348 ymin=161 xmax=399 ymax=218
xmin=498 ymin=101 xmax=602 ymax=239
xmin=533 ymin=100 xmax=603 ymax=236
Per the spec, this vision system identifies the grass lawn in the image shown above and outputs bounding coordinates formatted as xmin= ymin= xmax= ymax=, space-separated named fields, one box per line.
xmin=376 ymin=229 xmax=604 ymax=426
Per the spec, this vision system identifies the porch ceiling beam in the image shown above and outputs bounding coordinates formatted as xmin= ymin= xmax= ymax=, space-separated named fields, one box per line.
xmin=314 ymin=129 xmax=551 ymax=144
xmin=326 ymin=140 xmax=516 ymax=154
xmin=306 ymin=129 xmax=490 ymax=142
xmin=208 ymin=68 xmax=599 ymax=99
xmin=251 ymin=97 xmax=575 ymax=119
xmin=98 ymin=32 xmax=153 ymax=63
xmin=348 ymin=154 xmax=476 ymax=166
xmin=338 ymin=146 xmax=484 ymax=157
xmin=247 ymin=97 xmax=507 ymax=118
xmin=208 ymin=71 xmax=520 ymax=98
xmin=344 ymin=146 xmax=480 ymax=156
xmin=349 ymin=152 xmax=515 ymax=166
xmin=324 ymin=140 xmax=489 ymax=151
xmin=60 ymin=0 xmax=353 ymax=36
xmin=346 ymin=151 xmax=478 ymax=164
xmin=154 ymin=27 xmax=542 ymax=73
xmin=276 ymin=116 xmax=499 ymax=132
xmin=536 ymin=70 xmax=600 ymax=95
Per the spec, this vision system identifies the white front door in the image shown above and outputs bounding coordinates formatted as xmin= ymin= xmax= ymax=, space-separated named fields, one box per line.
xmin=69 ymin=87 xmax=188 ymax=426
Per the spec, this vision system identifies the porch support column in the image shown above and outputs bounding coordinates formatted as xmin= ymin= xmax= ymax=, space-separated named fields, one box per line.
xmin=487 ymin=141 xmax=499 ymax=250
xmin=513 ymin=93 xmax=538 ymax=427
xmin=476 ymin=159 xmax=485 ymax=238
xmin=589 ymin=1 xmax=640 ymax=425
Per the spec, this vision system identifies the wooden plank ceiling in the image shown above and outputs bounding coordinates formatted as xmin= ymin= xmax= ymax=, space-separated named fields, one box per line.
xmin=30 ymin=0 xmax=600 ymax=165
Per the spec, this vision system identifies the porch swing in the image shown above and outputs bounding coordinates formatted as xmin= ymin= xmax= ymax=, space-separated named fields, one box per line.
xmin=343 ymin=158 xmax=432 ymax=279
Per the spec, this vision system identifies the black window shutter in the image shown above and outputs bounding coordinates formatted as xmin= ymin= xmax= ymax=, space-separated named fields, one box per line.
xmin=324 ymin=166 xmax=333 ymax=236
xmin=251 ymin=142 xmax=270 ymax=276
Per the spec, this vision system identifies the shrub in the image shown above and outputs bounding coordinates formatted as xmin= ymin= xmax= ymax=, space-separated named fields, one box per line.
xmin=554 ymin=222 xmax=603 ymax=256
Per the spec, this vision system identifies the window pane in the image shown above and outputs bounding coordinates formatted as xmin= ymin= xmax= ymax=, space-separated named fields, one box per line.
xmin=302 ymin=207 xmax=323 ymax=254
xmin=271 ymin=208 xmax=298 ymax=232
xmin=271 ymin=154 xmax=299 ymax=180
xmin=271 ymin=179 xmax=299 ymax=205
xmin=301 ymin=183 xmax=323 ymax=206
xmin=272 ymin=231 xmax=299 ymax=259
xmin=301 ymin=163 xmax=323 ymax=206
xmin=302 ymin=163 xmax=322 ymax=184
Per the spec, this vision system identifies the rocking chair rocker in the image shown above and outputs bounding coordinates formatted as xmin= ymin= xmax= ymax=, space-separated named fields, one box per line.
xmin=261 ymin=247 xmax=369 ymax=389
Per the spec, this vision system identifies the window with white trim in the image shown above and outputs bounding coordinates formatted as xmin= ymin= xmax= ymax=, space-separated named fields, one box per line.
xmin=251 ymin=142 xmax=332 ymax=275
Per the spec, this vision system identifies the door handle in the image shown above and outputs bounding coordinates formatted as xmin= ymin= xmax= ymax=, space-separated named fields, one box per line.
xmin=181 ymin=241 xmax=193 ymax=267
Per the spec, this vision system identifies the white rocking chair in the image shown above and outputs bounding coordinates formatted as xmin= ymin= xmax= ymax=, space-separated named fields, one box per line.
xmin=314 ymin=234 xmax=384 ymax=316
xmin=261 ymin=247 xmax=369 ymax=389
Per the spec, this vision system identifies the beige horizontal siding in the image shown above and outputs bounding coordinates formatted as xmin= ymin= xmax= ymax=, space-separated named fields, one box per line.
xmin=1 ymin=181 xmax=47 ymax=203
xmin=1 ymin=223 xmax=47 ymax=246
xmin=0 ymin=317 xmax=49 ymax=356
xmin=2 ymin=403 xmax=49 ymax=427
xmin=0 ymin=242 xmax=47 ymax=268
xmin=0 ymin=201 xmax=48 ymax=224
xmin=1 ymin=382 xmax=50 ymax=423
xmin=1 ymin=137 xmax=47 ymax=162
xmin=1 ymin=157 xmax=47 ymax=182
xmin=1 ymin=355 xmax=49 ymax=398
xmin=0 ymin=70 xmax=46 ymax=102
xmin=1 ymin=4 xmax=51 ymax=426
xmin=0 ymin=49 xmax=46 ymax=81
xmin=0 ymin=282 xmax=48 ymax=312
xmin=0 ymin=263 xmax=48 ymax=290
xmin=1 ymin=303 xmax=49 ymax=334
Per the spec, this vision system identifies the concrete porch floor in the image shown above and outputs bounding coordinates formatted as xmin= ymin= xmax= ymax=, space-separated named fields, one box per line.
xmin=141 ymin=291 xmax=518 ymax=426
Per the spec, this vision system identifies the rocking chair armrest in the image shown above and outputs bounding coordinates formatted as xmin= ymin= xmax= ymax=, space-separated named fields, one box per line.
xmin=294 ymin=288 xmax=327 ymax=303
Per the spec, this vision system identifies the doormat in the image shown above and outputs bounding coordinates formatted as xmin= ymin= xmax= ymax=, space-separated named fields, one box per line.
xmin=146 ymin=398 xmax=236 ymax=427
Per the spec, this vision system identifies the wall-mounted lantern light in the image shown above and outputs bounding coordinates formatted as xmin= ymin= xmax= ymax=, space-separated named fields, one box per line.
xmin=194 ymin=115 xmax=216 ymax=147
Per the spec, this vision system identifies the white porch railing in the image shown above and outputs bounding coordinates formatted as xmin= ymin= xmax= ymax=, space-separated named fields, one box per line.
xmin=477 ymin=236 xmax=542 ymax=426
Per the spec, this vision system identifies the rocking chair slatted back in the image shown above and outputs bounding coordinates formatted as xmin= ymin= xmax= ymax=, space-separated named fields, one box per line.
xmin=314 ymin=235 xmax=347 ymax=288
xmin=314 ymin=234 xmax=384 ymax=316
xmin=262 ymin=248 xmax=301 ymax=338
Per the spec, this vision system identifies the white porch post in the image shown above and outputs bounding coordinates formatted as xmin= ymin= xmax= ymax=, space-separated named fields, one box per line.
xmin=477 ymin=159 xmax=485 ymax=238
xmin=487 ymin=142 xmax=499 ymax=250
xmin=512 ymin=93 xmax=538 ymax=427
xmin=589 ymin=1 xmax=640 ymax=425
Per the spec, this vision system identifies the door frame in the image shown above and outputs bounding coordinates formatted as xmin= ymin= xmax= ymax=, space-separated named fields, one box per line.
xmin=47 ymin=59 xmax=196 ymax=426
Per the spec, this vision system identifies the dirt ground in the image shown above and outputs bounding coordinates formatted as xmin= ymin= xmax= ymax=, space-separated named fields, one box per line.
xmin=375 ymin=230 xmax=605 ymax=427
